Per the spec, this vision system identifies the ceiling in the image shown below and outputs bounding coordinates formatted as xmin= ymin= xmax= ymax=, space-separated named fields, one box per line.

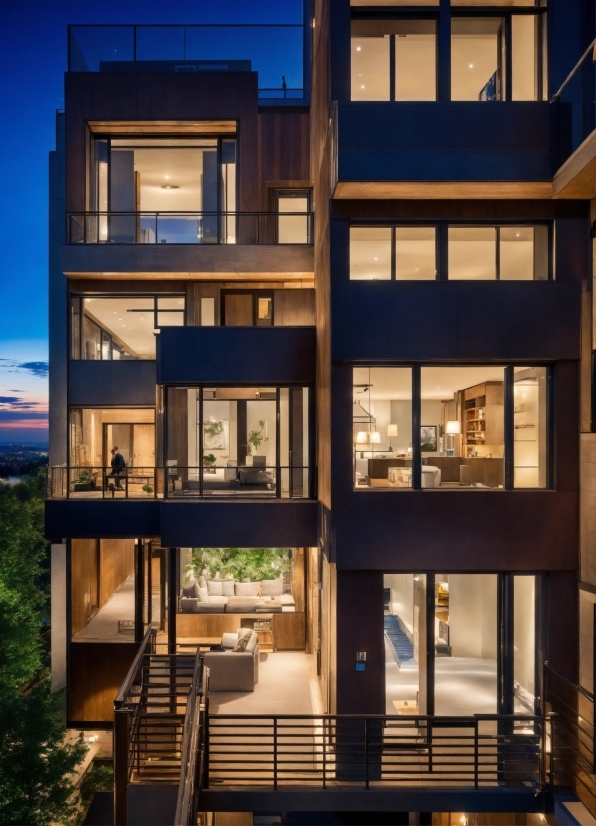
xmin=353 ymin=366 xmax=507 ymax=401
xmin=84 ymin=296 xmax=184 ymax=356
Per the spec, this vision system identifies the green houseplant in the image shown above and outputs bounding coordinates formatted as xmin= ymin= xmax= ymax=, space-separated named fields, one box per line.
xmin=247 ymin=420 xmax=268 ymax=454
xmin=189 ymin=547 xmax=291 ymax=582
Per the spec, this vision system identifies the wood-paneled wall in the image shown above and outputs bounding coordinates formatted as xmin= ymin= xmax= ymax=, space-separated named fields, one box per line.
xmin=68 ymin=642 xmax=140 ymax=724
xmin=258 ymin=112 xmax=311 ymax=210
xmin=71 ymin=539 xmax=99 ymax=636
xmin=99 ymin=539 xmax=134 ymax=609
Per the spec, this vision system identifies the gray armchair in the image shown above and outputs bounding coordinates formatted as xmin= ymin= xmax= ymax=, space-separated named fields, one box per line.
xmin=202 ymin=630 xmax=260 ymax=692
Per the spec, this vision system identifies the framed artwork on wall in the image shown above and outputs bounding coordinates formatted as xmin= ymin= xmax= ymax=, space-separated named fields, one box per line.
xmin=204 ymin=419 xmax=227 ymax=450
xmin=421 ymin=425 xmax=437 ymax=452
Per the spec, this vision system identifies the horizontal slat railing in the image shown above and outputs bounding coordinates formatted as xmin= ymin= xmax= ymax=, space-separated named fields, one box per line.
xmin=66 ymin=212 xmax=313 ymax=245
xmin=206 ymin=713 xmax=543 ymax=791
xmin=46 ymin=466 xmax=312 ymax=499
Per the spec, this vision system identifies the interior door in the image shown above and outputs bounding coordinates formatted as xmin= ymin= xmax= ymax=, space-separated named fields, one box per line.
xmin=223 ymin=292 xmax=254 ymax=326
xmin=104 ymin=423 xmax=133 ymax=467
xmin=132 ymin=424 xmax=155 ymax=468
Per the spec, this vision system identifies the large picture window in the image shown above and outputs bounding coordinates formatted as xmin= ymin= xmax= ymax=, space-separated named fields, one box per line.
xmin=71 ymin=294 xmax=185 ymax=360
xmin=80 ymin=135 xmax=236 ymax=244
xmin=353 ymin=365 xmax=550 ymax=490
xmin=166 ymin=386 xmax=312 ymax=498
xmin=351 ymin=5 xmax=544 ymax=102
xmin=350 ymin=223 xmax=549 ymax=281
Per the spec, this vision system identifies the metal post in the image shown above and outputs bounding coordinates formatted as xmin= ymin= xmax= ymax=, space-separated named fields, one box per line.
xmin=474 ymin=719 xmax=479 ymax=788
xmin=134 ymin=539 xmax=144 ymax=643
xmin=273 ymin=717 xmax=278 ymax=790
xmin=113 ymin=709 xmax=130 ymax=826
xmin=322 ymin=718 xmax=327 ymax=789
xmin=365 ymin=718 xmax=370 ymax=789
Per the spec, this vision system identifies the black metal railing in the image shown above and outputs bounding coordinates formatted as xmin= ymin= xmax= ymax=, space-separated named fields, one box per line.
xmin=545 ymin=662 xmax=596 ymax=818
xmin=46 ymin=466 xmax=312 ymax=500
xmin=66 ymin=211 xmax=313 ymax=245
xmin=174 ymin=656 xmax=209 ymax=826
xmin=206 ymin=713 xmax=543 ymax=790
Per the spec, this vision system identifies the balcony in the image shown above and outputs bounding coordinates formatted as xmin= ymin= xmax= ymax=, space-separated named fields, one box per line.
xmin=157 ymin=326 xmax=316 ymax=385
xmin=331 ymin=102 xmax=553 ymax=199
xmin=61 ymin=212 xmax=315 ymax=279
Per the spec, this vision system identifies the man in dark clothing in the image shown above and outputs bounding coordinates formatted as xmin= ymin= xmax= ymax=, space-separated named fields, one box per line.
xmin=108 ymin=446 xmax=126 ymax=490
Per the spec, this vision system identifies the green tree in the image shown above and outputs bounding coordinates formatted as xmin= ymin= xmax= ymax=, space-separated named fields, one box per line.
xmin=0 ymin=473 xmax=87 ymax=825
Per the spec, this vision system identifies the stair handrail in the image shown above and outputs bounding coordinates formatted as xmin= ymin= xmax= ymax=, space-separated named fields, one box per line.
xmin=114 ymin=627 xmax=156 ymax=709
xmin=174 ymin=652 xmax=208 ymax=826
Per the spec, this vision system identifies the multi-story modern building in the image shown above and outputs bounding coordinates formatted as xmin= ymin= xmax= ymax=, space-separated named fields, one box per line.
xmin=46 ymin=2 xmax=596 ymax=824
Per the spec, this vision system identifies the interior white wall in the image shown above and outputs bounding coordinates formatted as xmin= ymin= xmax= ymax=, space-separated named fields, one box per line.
xmin=202 ymin=399 xmax=232 ymax=466
xmin=370 ymin=399 xmax=391 ymax=451
xmin=385 ymin=573 xmax=414 ymax=635
xmin=514 ymin=576 xmax=535 ymax=695
xmin=390 ymin=400 xmax=413 ymax=454
xmin=247 ymin=400 xmax=276 ymax=466
xmin=449 ymin=574 xmax=497 ymax=658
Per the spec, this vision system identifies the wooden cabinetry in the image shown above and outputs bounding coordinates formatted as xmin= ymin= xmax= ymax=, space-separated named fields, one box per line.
xmin=464 ymin=382 xmax=503 ymax=457
xmin=176 ymin=611 xmax=305 ymax=651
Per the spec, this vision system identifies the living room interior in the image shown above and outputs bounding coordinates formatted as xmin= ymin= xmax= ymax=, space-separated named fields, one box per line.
xmin=166 ymin=386 xmax=310 ymax=497
xmin=354 ymin=365 xmax=547 ymax=489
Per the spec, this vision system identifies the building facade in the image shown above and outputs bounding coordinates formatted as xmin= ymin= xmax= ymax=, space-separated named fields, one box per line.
xmin=47 ymin=1 xmax=596 ymax=821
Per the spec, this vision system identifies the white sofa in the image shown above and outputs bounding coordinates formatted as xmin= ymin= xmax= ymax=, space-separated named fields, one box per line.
xmin=180 ymin=574 xmax=296 ymax=614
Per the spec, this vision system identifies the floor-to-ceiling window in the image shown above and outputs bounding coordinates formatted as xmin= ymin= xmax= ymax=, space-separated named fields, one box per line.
xmin=384 ymin=572 xmax=539 ymax=717
xmin=353 ymin=365 xmax=550 ymax=490
xmin=165 ymin=386 xmax=312 ymax=498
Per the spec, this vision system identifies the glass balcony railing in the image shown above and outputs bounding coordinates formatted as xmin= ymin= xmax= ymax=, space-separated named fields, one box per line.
xmin=552 ymin=38 xmax=596 ymax=167
xmin=66 ymin=212 xmax=313 ymax=245
xmin=46 ymin=466 xmax=312 ymax=500
xmin=68 ymin=24 xmax=305 ymax=101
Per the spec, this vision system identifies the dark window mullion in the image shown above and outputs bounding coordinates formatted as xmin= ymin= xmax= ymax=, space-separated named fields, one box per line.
xmin=412 ymin=365 xmax=421 ymax=489
xmin=390 ymin=35 xmax=396 ymax=101
xmin=198 ymin=387 xmax=204 ymax=497
xmin=504 ymin=16 xmax=512 ymax=101
xmin=391 ymin=227 xmax=397 ymax=280
xmin=496 ymin=226 xmax=501 ymax=281
xmin=438 ymin=223 xmax=448 ymax=281
xmin=504 ymin=366 xmax=514 ymax=489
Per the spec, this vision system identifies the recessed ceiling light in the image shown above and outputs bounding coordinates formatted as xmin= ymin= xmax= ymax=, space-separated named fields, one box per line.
xmin=469 ymin=64 xmax=474 ymax=68
xmin=161 ymin=184 xmax=180 ymax=189
xmin=360 ymin=85 xmax=365 ymax=89
xmin=356 ymin=46 xmax=361 ymax=51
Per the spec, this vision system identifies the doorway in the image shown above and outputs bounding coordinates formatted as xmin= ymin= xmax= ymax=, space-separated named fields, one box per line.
xmin=103 ymin=423 xmax=155 ymax=468
xmin=221 ymin=290 xmax=273 ymax=326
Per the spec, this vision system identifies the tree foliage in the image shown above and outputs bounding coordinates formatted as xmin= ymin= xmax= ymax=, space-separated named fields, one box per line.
xmin=0 ymin=473 xmax=87 ymax=825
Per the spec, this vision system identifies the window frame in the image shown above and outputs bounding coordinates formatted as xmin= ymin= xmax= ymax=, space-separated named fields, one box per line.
xmin=352 ymin=363 xmax=553 ymax=491
xmin=70 ymin=292 xmax=186 ymax=361
xmin=350 ymin=5 xmax=546 ymax=103
xmin=274 ymin=189 xmax=312 ymax=245
xmin=349 ymin=221 xmax=552 ymax=281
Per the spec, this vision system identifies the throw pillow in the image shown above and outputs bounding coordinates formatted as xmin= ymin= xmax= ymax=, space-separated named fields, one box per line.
xmin=261 ymin=576 xmax=284 ymax=597
xmin=182 ymin=582 xmax=197 ymax=598
xmin=198 ymin=575 xmax=207 ymax=589
xmin=207 ymin=580 xmax=223 ymax=596
xmin=235 ymin=581 xmax=261 ymax=597
xmin=221 ymin=580 xmax=235 ymax=596
xmin=233 ymin=631 xmax=252 ymax=652
xmin=198 ymin=587 xmax=209 ymax=603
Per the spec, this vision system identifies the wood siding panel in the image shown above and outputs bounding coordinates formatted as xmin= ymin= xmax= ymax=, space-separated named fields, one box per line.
xmin=273 ymin=290 xmax=315 ymax=325
xmin=258 ymin=112 xmax=311 ymax=210
xmin=99 ymin=538 xmax=134 ymax=609
xmin=71 ymin=539 xmax=99 ymax=636
xmin=68 ymin=642 xmax=140 ymax=724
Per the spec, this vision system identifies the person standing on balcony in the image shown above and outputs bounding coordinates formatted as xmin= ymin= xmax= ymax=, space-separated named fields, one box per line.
xmin=107 ymin=446 xmax=126 ymax=491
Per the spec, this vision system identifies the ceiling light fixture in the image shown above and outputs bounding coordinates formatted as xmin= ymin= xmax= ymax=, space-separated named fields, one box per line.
xmin=161 ymin=184 xmax=180 ymax=189
xmin=356 ymin=46 xmax=361 ymax=51
xmin=469 ymin=64 xmax=474 ymax=68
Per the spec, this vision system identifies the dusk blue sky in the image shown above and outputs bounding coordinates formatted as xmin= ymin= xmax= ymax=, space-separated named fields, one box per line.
xmin=0 ymin=0 xmax=302 ymax=442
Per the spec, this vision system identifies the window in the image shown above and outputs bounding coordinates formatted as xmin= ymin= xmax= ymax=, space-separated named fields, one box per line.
xmin=276 ymin=190 xmax=311 ymax=244
xmin=165 ymin=386 xmax=311 ymax=498
xmin=353 ymin=367 xmax=413 ymax=487
xmin=84 ymin=136 xmax=236 ymax=243
xmin=451 ymin=13 xmax=543 ymax=101
xmin=350 ymin=226 xmax=436 ymax=280
xmin=353 ymin=365 xmax=550 ymax=490
xmin=351 ymin=5 xmax=544 ymax=102
xmin=351 ymin=20 xmax=437 ymax=101
xmin=71 ymin=294 xmax=185 ymax=360
xmin=385 ymin=572 xmax=538 ymax=717
xmin=350 ymin=224 xmax=548 ymax=281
